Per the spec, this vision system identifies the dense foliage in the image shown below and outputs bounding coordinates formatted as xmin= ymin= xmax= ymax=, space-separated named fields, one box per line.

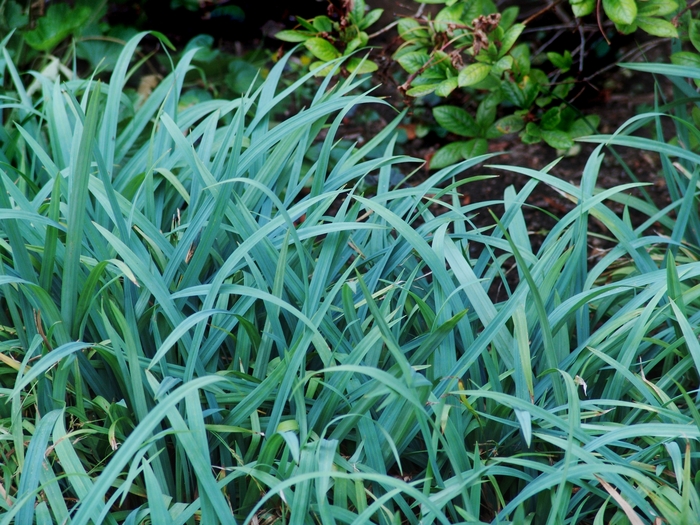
xmin=1 ymin=6 xmax=700 ymax=525
xmin=278 ymin=0 xmax=700 ymax=167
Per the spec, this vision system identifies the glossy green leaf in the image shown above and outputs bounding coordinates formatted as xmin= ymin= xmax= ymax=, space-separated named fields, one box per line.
xmin=433 ymin=106 xmax=479 ymax=137
xmin=541 ymin=129 xmax=574 ymax=149
xmin=547 ymin=50 xmax=573 ymax=72
xmin=351 ymin=0 xmax=366 ymax=21
xmin=430 ymin=142 xmax=468 ymax=170
xmin=346 ymin=57 xmax=378 ymax=74
xmin=406 ymin=83 xmax=439 ymax=96
xmin=690 ymin=19 xmax=700 ymax=53
xmin=570 ymin=0 xmax=596 ymax=17
xmin=430 ymin=138 xmax=487 ymax=169
xmin=540 ymin=106 xmax=562 ymax=130
xmin=636 ymin=0 xmax=678 ymax=16
xmin=491 ymin=55 xmax=514 ymax=76
xmin=359 ymin=8 xmax=383 ymax=30
xmin=499 ymin=23 xmax=525 ymax=58
xmin=397 ymin=50 xmax=431 ymax=74
xmin=670 ymin=51 xmax=700 ymax=70
xmin=434 ymin=76 xmax=459 ymax=97
xmin=494 ymin=114 xmax=525 ymax=134
xmin=23 ymin=3 xmax=92 ymax=51
xmin=603 ymin=0 xmax=637 ymax=25
xmin=501 ymin=75 xmax=540 ymax=108
xmin=304 ymin=37 xmax=342 ymax=61
xmin=635 ymin=16 xmax=678 ymax=37
xmin=397 ymin=18 xmax=429 ymax=40
xmin=568 ymin=115 xmax=600 ymax=137
xmin=458 ymin=62 xmax=492 ymax=87
xmin=275 ymin=29 xmax=314 ymax=42
xmin=312 ymin=16 xmax=334 ymax=33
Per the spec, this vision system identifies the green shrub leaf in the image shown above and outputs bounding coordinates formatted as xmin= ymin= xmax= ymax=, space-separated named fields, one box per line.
xmin=511 ymin=43 xmax=531 ymax=75
xmin=494 ymin=114 xmax=526 ymax=134
xmin=637 ymin=0 xmax=678 ymax=16
xmin=670 ymin=51 xmax=700 ymax=69
xmin=430 ymin=138 xmax=488 ymax=169
xmin=547 ymin=50 xmax=573 ymax=72
xmin=309 ymin=61 xmax=336 ymax=76
xmin=476 ymin=95 xmax=500 ymax=128
xmin=571 ymin=0 xmax=596 ymax=17
xmin=540 ymin=107 xmax=562 ymax=130
xmin=397 ymin=50 xmax=431 ymax=74
xmin=434 ymin=77 xmax=459 ymax=97
xmin=406 ymin=83 xmax=439 ymax=96
xmin=553 ymin=80 xmax=574 ymax=99
xmin=312 ymin=16 xmax=334 ymax=33
xmin=635 ymin=16 xmax=678 ymax=38
xmin=603 ymin=0 xmax=637 ymax=25
xmin=462 ymin=137 xmax=488 ymax=158
xmin=346 ymin=57 xmax=378 ymax=74
xmin=500 ymin=6 xmax=520 ymax=30
xmin=359 ymin=8 xmax=383 ymax=30
xmin=304 ymin=37 xmax=342 ymax=61
xmin=397 ymin=18 xmax=429 ymax=40
xmin=458 ymin=63 xmax=492 ymax=87
xmin=690 ymin=19 xmax=700 ymax=53
xmin=568 ymin=115 xmax=601 ymax=137
xmin=430 ymin=142 xmax=466 ymax=170
xmin=541 ymin=129 xmax=574 ymax=149
xmin=345 ymin=35 xmax=365 ymax=54
xmin=433 ymin=106 xmax=479 ymax=137
xmin=499 ymin=23 xmax=525 ymax=58
xmin=23 ymin=3 xmax=92 ymax=51
xmin=501 ymin=76 xmax=540 ymax=108
xmin=351 ymin=0 xmax=366 ymax=22
xmin=492 ymin=55 xmax=514 ymax=76
xmin=435 ymin=3 xmax=466 ymax=32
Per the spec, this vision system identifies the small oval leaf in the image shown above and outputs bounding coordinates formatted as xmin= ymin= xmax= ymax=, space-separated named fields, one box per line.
xmin=406 ymin=83 xmax=439 ymax=97
xmin=433 ymin=106 xmax=478 ymax=137
xmin=603 ymin=0 xmax=637 ymax=26
xmin=434 ymin=77 xmax=459 ymax=97
xmin=275 ymin=30 xmax=313 ymax=42
xmin=635 ymin=16 xmax=679 ymax=38
xmin=494 ymin=114 xmax=526 ymax=135
xmin=458 ymin=63 xmax=492 ymax=87
xmin=541 ymin=129 xmax=575 ymax=150
xmin=690 ymin=19 xmax=700 ymax=53
xmin=499 ymin=23 xmax=525 ymax=58
xmin=397 ymin=50 xmax=430 ymax=74
xmin=304 ymin=37 xmax=342 ymax=61
xmin=346 ymin=57 xmax=378 ymax=74
xmin=430 ymin=142 xmax=468 ymax=170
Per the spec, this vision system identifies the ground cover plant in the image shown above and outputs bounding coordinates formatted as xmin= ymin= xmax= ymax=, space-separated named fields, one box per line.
xmin=277 ymin=0 xmax=700 ymax=168
xmin=1 ymin=29 xmax=700 ymax=525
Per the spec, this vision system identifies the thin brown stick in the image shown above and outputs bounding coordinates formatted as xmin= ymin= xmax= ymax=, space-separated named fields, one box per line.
xmin=368 ymin=20 xmax=399 ymax=39
xmin=368 ymin=1 xmax=425 ymax=39
xmin=581 ymin=38 xmax=666 ymax=83
xmin=596 ymin=0 xmax=611 ymax=45
xmin=672 ymin=0 xmax=700 ymax=26
xmin=34 ymin=310 xmax=53 ymax=352
xmin=523 ymin=0 xmax=564 ymax=26
xmin=578 ymin=21 xmax=585 ymax=72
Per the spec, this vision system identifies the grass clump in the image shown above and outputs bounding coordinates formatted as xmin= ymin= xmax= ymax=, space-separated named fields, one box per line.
xmin=1 ymin=33 xmax=700 ymax=525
